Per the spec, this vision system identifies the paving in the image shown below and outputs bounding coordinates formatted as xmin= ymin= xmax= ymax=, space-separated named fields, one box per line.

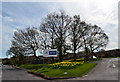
xmin=67 ymin=58 xmax=119 ymax=80
xmin=1 ymin=58 xmax=119 ymax=81
xmin=2 ymin=65 xmax=45 ymax=80
xmin=0 ymin=63 xmax=2 ymax=82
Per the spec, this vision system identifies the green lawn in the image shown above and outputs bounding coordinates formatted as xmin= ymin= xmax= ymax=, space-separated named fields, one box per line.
xmin=19 ymin=64 xmax=44 ymax=70
xmin=103 ymin=57 xmax=119 ymax=58
xmin=31 ymin=63 xmax=97 ymax=78
xmin=88 ymin=58 xmax=102 ymax=61
xmin=19 ymin=59 xmax=97 ymax=78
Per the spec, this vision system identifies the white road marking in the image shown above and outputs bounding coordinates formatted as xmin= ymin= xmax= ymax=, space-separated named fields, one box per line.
xmin=112 ymin=64 xmax=116 ymax=68
xmin=83 ymin=75 xmax=88 ymax=77
xmin=27 ymin=74 xmax=33 ymax=76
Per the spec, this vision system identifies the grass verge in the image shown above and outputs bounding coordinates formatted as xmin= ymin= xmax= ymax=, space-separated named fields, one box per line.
xmin=19 ymin=64 xmax=44 ymax=70
xmin=103 ymin=57 xmax=119 ymax=58
xmin=31 ymin=63 xmax=97 ymax=78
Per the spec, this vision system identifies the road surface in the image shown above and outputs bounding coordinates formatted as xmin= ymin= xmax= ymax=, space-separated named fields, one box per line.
xmin=1 ymin=58 xmax=119 ymax=80
xmin=67 ymin=58 xmax=119 ymax=80
xmin=0 ymin=62 xmax=2 ymax=82
xmin=2 ymin=65 xmax=45 ymax=80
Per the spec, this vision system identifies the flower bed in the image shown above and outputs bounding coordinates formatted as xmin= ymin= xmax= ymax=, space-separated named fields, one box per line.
xmin=48 ymin=61 xmax=84 ymax=69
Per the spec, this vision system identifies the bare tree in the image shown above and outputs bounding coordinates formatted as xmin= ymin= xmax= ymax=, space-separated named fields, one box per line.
xmin=79 ymin=21 xmax=91 ymax=61
xmin=87 ymin=25 xmax=109 ymax=58
xmin=12 ymin=27 xmax=41 ymax=62
xmin=39 ymin=31 xmax=50 ymax=50
xmin=79 ymin=23 xmax=109 ymax=60
xmin=8 ymin=40 xmax=27 ymax=65
xmin=40 ymin=10 xmax=72 ymax=61
xmin=40 ymin=26 xmax=55 ymax=49
xmin=69 ymin=15 xmax=83 ymax=61
xmin=6 ymin=50 xmax=13 ymax=58
xmin=53 ymin=37 xmax=71 ymax=57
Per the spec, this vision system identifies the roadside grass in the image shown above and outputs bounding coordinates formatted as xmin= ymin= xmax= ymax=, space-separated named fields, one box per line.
xmin=103 ymin=57 xmax=119 ymax=58
xmin=31 ymin=63 xmax=97 ymax=78
xmin=19 ymin=58 xmax=97 ymax=78
xmin=19 ymin=64 xmax=44 ymax=70
xmin=88 ymin=58 xmax=102 ymax=61
xmin=63 ymin=58 xmax=101 ymax=62
xmin=63 ymin=58 xmax=85 ymax=62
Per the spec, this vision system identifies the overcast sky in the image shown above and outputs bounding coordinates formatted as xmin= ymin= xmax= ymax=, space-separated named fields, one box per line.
xmin=0 ymin=0 xmax=119 ymax=58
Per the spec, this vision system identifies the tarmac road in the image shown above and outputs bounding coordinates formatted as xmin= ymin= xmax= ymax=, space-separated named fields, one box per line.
xmin=2 ymin=65 xmax=45 ymax=80
xmin=67 ymin=58 xmax=119 ymax=80
xmin=0 ymin=63 xmax=2 ymax=81
xmin=1 ymin=58 xmax=119 ymax=81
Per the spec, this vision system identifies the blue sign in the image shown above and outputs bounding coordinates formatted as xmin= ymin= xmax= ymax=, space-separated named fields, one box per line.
xmin=43 ymin=49 xmax=58 ymax=57
xmin=49 ymin=51 xmax=57 ymax=55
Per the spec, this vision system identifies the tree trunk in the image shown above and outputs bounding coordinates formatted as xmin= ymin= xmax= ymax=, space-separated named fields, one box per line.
xmin=73 ymin=44 xmax=77 ymax=61
xmin=51 ymin=33 xmax=54 ymax=49
xmin=73 ymin=53 xmax=77 ymax=61
xmin=91 ymin=51 xmax=94 ymax=59
xmin=85 ymin=47 xmax=89 ymax=61
xmin=83 ymin=37 xmax=89 ymax=61
xmin=33 ymin=49 xmax=38 ymax=64
xmin=59 ymin=38 xmax=63 ymax=62
xmin=59 ymin=49 xmax=63 ymax=62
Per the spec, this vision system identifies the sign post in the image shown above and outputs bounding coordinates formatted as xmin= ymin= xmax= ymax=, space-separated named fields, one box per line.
xmin=43 ymin=49 xmax=58 ymax=63
xmin=43 ymin=49 xmax=58 ymax=57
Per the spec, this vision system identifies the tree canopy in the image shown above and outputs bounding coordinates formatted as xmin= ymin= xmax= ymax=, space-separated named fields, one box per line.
xmin=8 ymin=10 xmax=109 ymax=63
